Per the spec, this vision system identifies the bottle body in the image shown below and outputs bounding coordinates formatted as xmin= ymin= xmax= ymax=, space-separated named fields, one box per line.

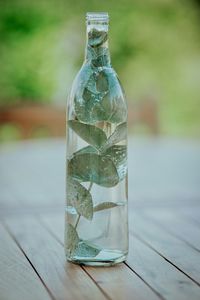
xmin=65 ymin=12 xmax=128 ymax=266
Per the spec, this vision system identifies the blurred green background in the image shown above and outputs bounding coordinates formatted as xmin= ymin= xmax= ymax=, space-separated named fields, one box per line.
xmin=0 ymin=0 xmax=200 ymax=142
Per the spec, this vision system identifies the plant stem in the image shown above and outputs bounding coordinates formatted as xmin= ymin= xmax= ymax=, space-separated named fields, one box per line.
xmin=74 ymin=182 xmax=93 ymax=230
xmin=88 ymin=181 xmax=93 ymax=192
xmin=74 ymin=214 xmax=81 ymax=229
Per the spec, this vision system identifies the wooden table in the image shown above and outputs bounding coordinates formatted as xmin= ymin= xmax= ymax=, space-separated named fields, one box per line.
xmin=0 ymin=138 xmax=200 ymax=300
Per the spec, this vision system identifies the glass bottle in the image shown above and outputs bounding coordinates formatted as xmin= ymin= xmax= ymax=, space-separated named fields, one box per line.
xmin=65 ymin=12 xmax=128 ymax=266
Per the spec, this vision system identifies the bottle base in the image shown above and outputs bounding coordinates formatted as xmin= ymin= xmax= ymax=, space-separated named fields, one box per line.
xmin=66 ymin=250 xmax=128 ymax=266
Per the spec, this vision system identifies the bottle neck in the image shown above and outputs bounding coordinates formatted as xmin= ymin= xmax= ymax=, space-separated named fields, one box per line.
xmin=85 ymin=24 xmax=111 ymax=67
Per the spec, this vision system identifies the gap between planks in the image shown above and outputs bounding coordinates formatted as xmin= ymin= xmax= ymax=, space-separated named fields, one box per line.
xmin=4 ymin=216 xmax=108 ymax=300
xmin=0 ymin=221 xmax=52 ymax=300
xmin=38 ymin=214 xmax=162 ymax=300
xmin=4 ymin=215 xmax=162 ymax=300
xmin=140 ymin=208 xmax=200 ymax=253
xmin=40 ymin=213 xmax=200 ymax=300
xmin=129 ymin=212 xmax=200 ymax=287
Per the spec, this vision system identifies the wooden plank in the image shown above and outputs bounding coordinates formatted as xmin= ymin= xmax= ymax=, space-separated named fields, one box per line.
xmin=0 ymin=205 xmax=62 ymax=220
xmin=41 ymin=213 xmax=162 ymax=300
xmin=42 ymin=209 xmax=200 ymax=300
xmin=1 ymin=137 xmax=200 ymax=212
xmin=0 ymin=188 xmax=20 ymax=214
xmin=129 ymin=213 xmax=200 ymax=285
xmin=0 ymin=140 xmax=65 ymax=211
xmin=143 ymin=208 xmax=200 ymax=251
xmin=0 ymin=148 xmax=22 ymax=211
xmin=127 ymin=233 xmax=200 ymax=300
xmin=128 ymin=138 xmax=200 ymax=204
xmin=83 ymin=264 xmax=161 ymax=300
xmin=177 ymin=207 xmax=200 ymax=227
xmin=5 ymin=216 xmax=108 ymax=300
xmin=0 ymin=223 xmax=51 ymax=300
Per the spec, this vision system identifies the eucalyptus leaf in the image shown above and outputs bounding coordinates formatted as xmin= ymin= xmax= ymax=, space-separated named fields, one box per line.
xmin=73 ymin=145 xmax=127 ymax=182
xmin=75 ymin=87 xmax=112 ymax=124
xmin=92 ymin=54 xmax=110 ymax=68
xmin=86 ymin=45 xmax=97 ymax=61
xmin=109 ymin=95 xmax=127 ymax=124
xmin=75 ymin=145 xmax=98 ymax=156
xmin=88 ymin=29 xmax=108 ymax=47
xmin=67 ymin=178 xmax=93 ymax=220
xmin=104 ymin=145 xmax=127 ymax=181
xmin=76 ymin=63 xmax=93 ymax=93
xmin=87 ymin=46 xmax=110 ymax=67
xmin=96 ymin=70 xmax=109 ymax=92
xmin=74 ymin=65 xmax=127 ymax=124
xmin=103 ymin=122 xmax=127 ymax=150
xmin=104 ymin=70 xmax=127 ymax=124
xmin=86 ymin=74 xmax=98 ymax=94
xmin=74 ymin=241 xmax=101 ymax=257
xmin=66 ymin=223 xmax=79 ymax=253
xmin=93 ymin=202 xmax=118 ymax=212
xmin=87 ymin=45 xmax=108 ymax=60
xmin=68 ymin=120 xmax=107 ymax=149
xmin=68 ymin=152 xmax=119 ymax=187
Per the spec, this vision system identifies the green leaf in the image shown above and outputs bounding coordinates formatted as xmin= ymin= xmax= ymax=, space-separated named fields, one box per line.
xmin=87 ymin=46 xmax=110 ymax=67
xmin=70 ymin=145 xmax=127 ymax=184
xmin=74 ymin=66 xmax=127 ymax=124
xmin=66 ymin=223 xmax=101 ymax=258
xmin=88 ymin=29 xmax=108 ymax=47
xmin=87 ymin=45 xmax=106 ymax=57
xmin=78 ymin=88 xmax=112 ymax=124
xmin=74 ymin=63 xmax=111 ymax=124
xmin=92 ymin=55 xmax=110 ymax=68
xmin=109 ymin=95 xmax=127 ymax=124
xmin=75 ymin=145 xmax=98 ymax=156
xmin=105 ymin=70 xmax=127 ymax=124
xmin=68 ymin=120 xmax=107 ymax=149
xmin=74 ymin=241 xmax=101 ymax=257
xmin=68 ymin=152 xmax=119 ymax=187
xmin=103 ymin=122 xmax=127 ymax=150
xmin=67 ymin=178 xmax=93 ymax=220
xmin=76 ymin=63 xmax=93 ymax=93
xmin=85 ymin=74 xmax=98 ymax=94
xmin=66 ymin=223 xmax=101 ymax=257
xmin=66 ymin=223 xmax=79 ymax=253
xmin=104 ymin=145 xmax=127 ymax=181
xmin=96 ymin=70 xmax=109 ymax=92
xmin=93 ymin=202 xmax=118 ymax=212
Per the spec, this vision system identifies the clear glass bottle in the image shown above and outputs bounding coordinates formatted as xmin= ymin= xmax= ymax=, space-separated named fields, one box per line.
xmin=65 ymin=12 xmax=128 ymax=266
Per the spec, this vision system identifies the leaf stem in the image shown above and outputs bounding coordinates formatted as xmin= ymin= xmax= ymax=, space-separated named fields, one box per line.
xmin=74 ymin=214 xmax=81 ymax=229
xmin=74 ymin=181 xmax=93 ymax=229
xmin=88 ymin=181 xmax=93 ymax=192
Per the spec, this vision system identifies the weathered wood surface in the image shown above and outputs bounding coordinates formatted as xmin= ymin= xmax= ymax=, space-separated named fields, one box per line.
xmin=0 ymin=138 xmax=200 ymax=300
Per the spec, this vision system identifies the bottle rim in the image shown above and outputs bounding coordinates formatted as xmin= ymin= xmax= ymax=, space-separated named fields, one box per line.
xmin=86 ymin=12 xmax=109 ymax=25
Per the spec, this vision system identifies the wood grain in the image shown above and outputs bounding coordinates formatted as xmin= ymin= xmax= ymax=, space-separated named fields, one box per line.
xmin=182 ymin=209 xmax=200 ymax=226
xmin=5 ymin=216 xmax=107 ymax=300
xmin=41 ymin=213 xmax=161 ymax=300
xmin=0 ymin=223 xmax=51 ymax=300
xmin=0 ymin=140 xmax=65 ymax=211
xmin=41 ymin=212 xmax=200 ymax=300
xmin=128 ymin=233 xmax=200 ymax=300
xmin=1 ymin=138 xmax=200 ymax=300
xmin=143 ymin=208 xmax=200 ymax=251
xmin=130 ymin=213 xmax=200 ymax=285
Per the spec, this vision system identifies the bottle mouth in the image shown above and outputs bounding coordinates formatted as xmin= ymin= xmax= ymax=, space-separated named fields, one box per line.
xmin=86 ymin=12 xmax=109 ymax=25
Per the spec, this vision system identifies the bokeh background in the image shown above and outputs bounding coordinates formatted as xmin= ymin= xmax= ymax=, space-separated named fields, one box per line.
xmin=0 ymin=0 xmax=200 ymax=142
